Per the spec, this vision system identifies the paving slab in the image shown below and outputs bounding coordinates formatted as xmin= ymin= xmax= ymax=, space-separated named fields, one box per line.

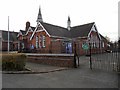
xmin=2 ymin=55 xmax=119 ymax=88
xmin=25 ymin=62 xmax=68 ymax=72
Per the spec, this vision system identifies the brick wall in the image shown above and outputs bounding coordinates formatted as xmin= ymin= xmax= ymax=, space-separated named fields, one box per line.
xmin=75 ymin=31 xmax=108 ymax=55
xmin=2 ymin=41 xmax=8 ymax=51
xmin=30 ymin=31 xmax=51 ymax=53
xmin=50 ymin=40 xmax=62 ymax=53
xmin=27 ymin=55 xmax=74 ymax=67
xmin=2 ymin=41 xmax=18 ymax=51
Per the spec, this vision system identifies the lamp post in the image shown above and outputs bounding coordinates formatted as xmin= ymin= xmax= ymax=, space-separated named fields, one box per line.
xmin=118 ymin=38 xmax=120 ymax=72
xmin=8 ymin=16 xmax=9 ymax=53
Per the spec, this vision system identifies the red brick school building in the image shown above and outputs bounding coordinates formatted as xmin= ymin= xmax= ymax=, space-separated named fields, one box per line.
xmin=17 ymin=8 xmax=108 ymax=55
xmin=0 ymin=8 xmax=108 ymax=55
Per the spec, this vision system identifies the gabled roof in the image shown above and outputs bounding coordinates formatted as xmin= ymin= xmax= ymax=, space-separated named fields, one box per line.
xmin=27 ymin=8 xmax=100 ymax=40
xmin=99 ymin=34 xmax=108 ymax=42
xmin=28 ymin=21 xmax=98 ymax=40
xmin=0 ymin=30 xmax=18 ymax=41
xmin=40 ymin=22 xmax=94 ymax=38
xmin=70 ymin=22 xmax=94 ymax=38
xmin=25 ymin=26 xmax=35 ymax=35
xmin=20 ymin=30 xmax=26 ymax=35
xmin=41 ymin=22 xmax=71 ymax=38
xmin=31 ymin=27 xmax=36 ymax=31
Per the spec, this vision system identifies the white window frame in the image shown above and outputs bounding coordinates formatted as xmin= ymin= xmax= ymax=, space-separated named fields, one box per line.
xmin=22 ymin=43 xmax=24 ymax=49
xmin=102 ymin=42 xmax=104 ymax=48
xmin=39 ymin=36 xmax=42 ymax=48
xmin=36 ymin=36 xmax=39 ymax=48
xmin=42 ymin=35 xmax=46 ymax=48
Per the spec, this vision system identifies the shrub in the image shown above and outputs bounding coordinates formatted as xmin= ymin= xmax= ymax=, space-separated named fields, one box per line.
xmin=2 ymin=53 xmax=27 ymax=71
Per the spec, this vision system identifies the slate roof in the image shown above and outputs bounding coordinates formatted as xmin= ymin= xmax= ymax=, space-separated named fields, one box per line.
xmin=31 ymin=27 xmax=36 ymax=31
xmin=20 ymin=30 xmax=26 ymax=35
xmin=40 ymin=22 xmax=94 ymax=38
xmin=70 ymin=22 xmax=94 ymax=38
xmin=19 ymin=27 xmax=35 ymax=36
xmin=1 ymin=30 xmax=18 ymax=41
xmin=99 ymin=34 xmax=108 ymax=42
xmin=41 ymin=22 xmax=71 ymax=38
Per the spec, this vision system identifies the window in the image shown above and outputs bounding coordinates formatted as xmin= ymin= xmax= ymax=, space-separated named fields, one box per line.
xmin=18 ymin=42 xmax=20 ymax=50
xmin=22 ymin=43 xmax=24 ymax=49
xmin=42 ymin=35 xmax=46 ymax=48
xmin=62 ymin=42 xmax=65 ymax=46
xmin=96 ymin=42 xmax=99 ymax=48
xmin=102 ymin=42 xmax=104 ymax=48
xmin=36 ymin=36 xmax=39 ymax=48
xmin=91 ymin=42 xmax=94 ymax=48
xmin=39 ymin=36 xmax=42 ymax=48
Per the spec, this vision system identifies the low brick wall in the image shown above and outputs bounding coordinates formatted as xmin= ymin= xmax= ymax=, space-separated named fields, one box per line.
xmin=26 ymin=54 xmax=74 ymax=67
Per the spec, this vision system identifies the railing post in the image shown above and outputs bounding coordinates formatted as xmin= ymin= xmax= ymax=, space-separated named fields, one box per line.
xmin=89 ymin=43 xmax=92 ymax=70
xmin=74 ymin=43 xmax=77 ymax=68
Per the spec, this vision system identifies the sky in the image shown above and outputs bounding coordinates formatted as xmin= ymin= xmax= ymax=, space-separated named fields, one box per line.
xmin=0 ymin=0 xmax=119 ymax=42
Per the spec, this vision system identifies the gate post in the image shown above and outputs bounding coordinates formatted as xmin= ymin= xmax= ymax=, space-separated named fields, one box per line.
xmin=89 ymin=43 xmax=92 ymax=70
xmin=74 ymin=43 xmax=77 ymax=68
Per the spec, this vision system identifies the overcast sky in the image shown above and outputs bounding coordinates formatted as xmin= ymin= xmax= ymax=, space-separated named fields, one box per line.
xmin=0 ymin=0 xmax=119 ymax=41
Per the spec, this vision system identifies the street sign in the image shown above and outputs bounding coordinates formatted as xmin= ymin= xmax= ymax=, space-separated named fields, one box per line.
xmin=82 ymin=43 xmax=89 ymax=50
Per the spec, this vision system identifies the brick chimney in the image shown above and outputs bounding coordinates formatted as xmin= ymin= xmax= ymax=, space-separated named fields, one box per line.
xmin=25 ymin=21 xmax=30 ymax=31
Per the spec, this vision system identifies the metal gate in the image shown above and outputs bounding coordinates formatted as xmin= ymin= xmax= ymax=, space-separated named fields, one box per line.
xmin=89 ymin=42 xmax=120 ymax=72
xmin=91 ymin=52 xmax=119 ymax=72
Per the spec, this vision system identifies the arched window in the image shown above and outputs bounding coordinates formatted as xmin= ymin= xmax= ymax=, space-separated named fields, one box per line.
xmin=22 ymin=43 xmax=24 ymax=49
xmin=102 ymin=42 xmax=104 ymax=48
xmin=39 ymin=36 xmax=42 ymax=48
xmin=42 ymin=35 xmax=46 ymax=48
xmin=36 ymin=36 xmax=39 ymax=48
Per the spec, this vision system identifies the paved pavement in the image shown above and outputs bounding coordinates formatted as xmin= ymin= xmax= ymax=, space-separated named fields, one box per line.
xmin=2 ymin=56 xmax=119 ymax=88
xmin=2 ymin=67 xmax=118 ymax=88
xmin=25 ymin=62 xmax=68 ymax=73
xmin=25 ymin=53 xmax=74 ymax=56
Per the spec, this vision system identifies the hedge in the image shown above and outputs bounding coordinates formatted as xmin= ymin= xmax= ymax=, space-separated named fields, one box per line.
xmin=2 ymin=53 xmax=27 ymax=71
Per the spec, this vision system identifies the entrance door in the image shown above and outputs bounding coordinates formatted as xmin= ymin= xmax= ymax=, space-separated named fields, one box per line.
xmin=66 ymin=43 xmax=72 ymax=54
